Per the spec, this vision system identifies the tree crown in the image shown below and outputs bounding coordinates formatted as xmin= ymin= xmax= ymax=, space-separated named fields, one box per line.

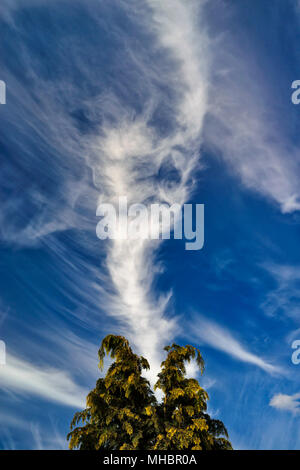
xmin=68 ymin=335 xmax=232 ymax=450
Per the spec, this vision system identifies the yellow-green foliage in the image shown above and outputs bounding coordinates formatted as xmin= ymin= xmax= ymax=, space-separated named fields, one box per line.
xmin=67 ymin=335 xmax=232 ymax=450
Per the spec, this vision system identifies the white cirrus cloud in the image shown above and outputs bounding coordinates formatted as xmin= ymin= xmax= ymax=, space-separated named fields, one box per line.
xmin=270 ymin=392 xmax=300 ymax=414
xmin=83 ymin=0 xmax=211 ymax=382
xmin=0 ymin=0 xmax=211 ymax=383
xmin=189 ymin=316 xmax=281 ymax=375
xmin=204 ymin=3 xmax=300 ymax=214
xmin=0 ymin=354 xmax=86 ymax=408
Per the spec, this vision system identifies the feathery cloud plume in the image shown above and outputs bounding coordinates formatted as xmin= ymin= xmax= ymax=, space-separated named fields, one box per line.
xmin=84 ymin=0 xmax=210 ymax=380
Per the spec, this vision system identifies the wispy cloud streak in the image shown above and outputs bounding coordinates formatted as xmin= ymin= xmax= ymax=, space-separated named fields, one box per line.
xmin=0 ymin=354 xmax=86 ymax=408
xmin=190 ymin=316 xmax=281 ymax=374
xmin=204 ymin=3 xmax=300 ymax=214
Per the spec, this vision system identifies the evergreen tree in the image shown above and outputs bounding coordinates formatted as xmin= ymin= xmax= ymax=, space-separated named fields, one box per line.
xmin=149 ymin=344 xmax=232 ymax=450
xmin=68 ymin=335 xmax=232 ymax=450
xmin=68 ymin=335 xmax=156 ymax=450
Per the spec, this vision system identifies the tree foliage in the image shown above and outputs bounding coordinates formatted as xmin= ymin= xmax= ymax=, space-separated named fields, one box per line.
xmin=68 ymin=335 xmax=232 ymax=450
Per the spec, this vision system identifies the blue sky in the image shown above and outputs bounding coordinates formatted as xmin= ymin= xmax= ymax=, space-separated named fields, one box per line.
xmin=0 ymin=0 xmax=300 ymax=450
